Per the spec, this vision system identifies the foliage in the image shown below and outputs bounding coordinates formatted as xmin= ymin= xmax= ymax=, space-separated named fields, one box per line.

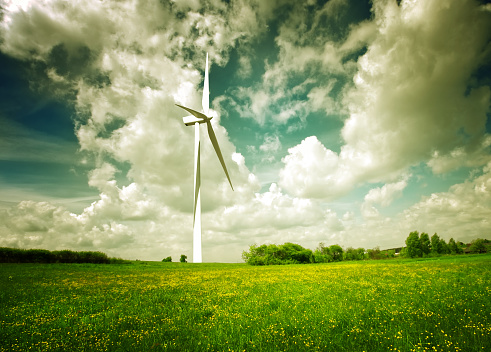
xmin=313 ymin=242 xmax=332 ymax=263
xmin=431 ymin=233 xmax=442 ymax=254
xmin=380 ymin=249 xmax=396 ymax=259
xmin=344 ymin=247 xmax=365 ymax=261
xmin=0 ymin=247 xmax=129 ymax=264
xmin=242 ymin=243 xmax=314 ymax=265
xmin=246 ymin=232 xmax=489 ymax=266
xmin=405 ymin=231 xmax=422 ymax=258
xmin=402 ymin=232 xmax=489 ymax=258
xmin=448 ymin=238 xmax=459 ymax=254
xmin=180 ymin=254 xmax=187 ymax=263
xmin=329 ymin=244 xmax=344 ymax=262
xmin=420 ymin=232 xmax=431 ymax=255
xmin=1 ymin=256 xmax=490 ymax=351
xmin=367 ymin=247 xmax=382 ymax=260
xmin=469 ymin=238 xmax=487 ymax=253
xmin=162 ymin=256 xmax=172 ymax=262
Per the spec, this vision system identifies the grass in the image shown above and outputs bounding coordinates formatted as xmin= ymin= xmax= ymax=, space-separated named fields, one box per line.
xmin=1 ymin=255 xmax=490 ymax=351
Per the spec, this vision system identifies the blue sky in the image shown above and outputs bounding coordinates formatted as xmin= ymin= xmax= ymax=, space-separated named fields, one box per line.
xmin=1 ymin=0 xmax=490 ymax=262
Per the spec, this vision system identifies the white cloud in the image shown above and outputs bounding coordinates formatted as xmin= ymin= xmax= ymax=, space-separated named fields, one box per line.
xmin=0 ymin=0 xmax=490 ymax=262
xmin=280 ymin=136 xmax=354 ymax=199
xmin=279 ymin=0 xmax=491 ymax=200
xmin=259 ymin=134 xmax=281 ymax=163
xmin=360 ymin=178 xmax=409 ymax=219
xmin=364 ymin=178 xmax=408 ymax=207
xmin=342 ymin=0 xmax=491 ymax=177
xmin=358 ymin=161 xmax=491 ymax=247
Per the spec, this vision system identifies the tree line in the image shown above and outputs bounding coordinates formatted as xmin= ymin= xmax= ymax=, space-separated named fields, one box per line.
xmin=242 ymin=234 xmax=489 ymax=265
xmin=242 ymin=242 xmax=397 ymax=265
xmin=0 ymin=247 xmax=129 ymax=264
xmin=404 ymin=231 xmax=489 ymax=258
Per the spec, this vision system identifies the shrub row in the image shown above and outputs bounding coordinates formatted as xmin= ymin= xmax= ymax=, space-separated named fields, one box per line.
xmin=0 ymin=247 xmax=129 ymax=264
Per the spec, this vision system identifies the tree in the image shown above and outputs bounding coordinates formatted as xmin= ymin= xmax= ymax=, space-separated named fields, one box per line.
xmin=344 ymin=247 xmax=364 ymax=261
xmin=469 ymin=238 xmax=487 ymax=253
xmin=180 ymin=254 xmax=187 ymax=263
xmin=457 ymin=241 xmax=466 ymax=253
xmin=367 ymin=247 xmax=382 ymax=260
xmin=314 ymin=243 xmax=332 ymax=263
xmin=357 ymin=248 xmax=366 ymax=260
xmin=420 ymin=232 xmax=431 ymax=256
xmin=448 ymin=238 xmax=459 ymax=254
xmin=344 ymin=247 xmax=357 ymax=261
xmin=242 ymin=243 xmax=313 ymax=265
xmin=280 ymin=243 xmax=313 ymax=264
xmin=406 ymin=231 xmax=422 ymax=258
xmin=162 ymin=256 xmax=172 ymax=262
xmin=439 ymin=239 xmax=449 ymax=254
xmin=329 ymin=245 xmax=344 ymax=261
xmin=430 ymin=233 xmax=441 ymax=254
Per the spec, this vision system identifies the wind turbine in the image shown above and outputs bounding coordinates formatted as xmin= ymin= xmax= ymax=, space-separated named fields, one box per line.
xmin=176 ymin=53 xmax=234 ymax=263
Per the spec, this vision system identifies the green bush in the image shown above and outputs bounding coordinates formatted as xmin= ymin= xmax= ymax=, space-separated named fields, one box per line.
xmin=242 ymin=243 xmax=314 ymax=265
xmin=0 ymin=247 xmax=117 ymax=264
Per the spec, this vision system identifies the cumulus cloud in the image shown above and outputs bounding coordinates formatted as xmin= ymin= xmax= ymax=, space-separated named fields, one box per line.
xmin=0 ymin=200 xmax=134 ymax=251
xmin=0 ymin=0 xmax=271 ymax=257
xmin=342 ymin=0 xmax=491 ymax=175
xmin=356 ymin=161 xmax=491 ymax=247
xmin=279 ymin=136 xmax=351 ymax=199
xmin=400 ymin=161 xmax=491 ymax=236
xmin=361 ymin=178 xmax=408 ymax=219
xmin=364 ymin=178 xmax=408 ymax=207
xmin=279 ymin=0 xmax=491 ymax=199
xmin=0 ymin=0 xmax=490 ymax=262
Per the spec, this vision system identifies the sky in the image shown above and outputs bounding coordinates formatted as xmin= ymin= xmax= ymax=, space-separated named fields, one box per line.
xmin=0 ymin=0 xmax=490 ymax=262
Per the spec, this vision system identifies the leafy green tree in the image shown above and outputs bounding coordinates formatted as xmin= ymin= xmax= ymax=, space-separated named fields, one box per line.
xmin=469 ymin=238 xmax=487 ymax=253
xmin=281 ymin=243 xmax=313 ymax=263
xmin=457 ymin=241 xmax=466 ymax=253
xmin=357 ymin=248 xmax=366 ymax=260
xmin=420 ymin=232 xmax=431 ymax=256
xmin=448 ymin=238 xmax=461 ymax=254
xmin=344 ymin=247 xmax=364 ymax=261
xmin=430 ymin=233 xmax=441 ymax=254
xmin=367 ymin=247 xmax=382 ymax=260
xmin=180 ymin=254 xmax=187 ymax=263
xmin=439 ymin=239 xmax=449 ymax=254
xmin=162 ymin=256 xmax=172 ymax=262
xmin=329 ymin=245 xmax=344 ymax=261
xmin=344 ymin=247 xmax=356 ymax=261
xmin=399 ymin=247 xmax=408 ymax=258
xmin=243 ymin=243 xmax=313 ymax=265
xmin=406 ymin=231 xmax=422 ymax=258
xmin=314 ymin=243 xmax=332 ymax=263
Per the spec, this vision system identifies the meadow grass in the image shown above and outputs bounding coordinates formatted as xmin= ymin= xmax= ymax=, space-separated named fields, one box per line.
xmin=1 ymin=255 xmax=490 ymax=351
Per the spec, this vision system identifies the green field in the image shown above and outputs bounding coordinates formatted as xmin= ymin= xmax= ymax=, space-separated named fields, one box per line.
xmin=1 ymin=255 xmax=490 ymax=351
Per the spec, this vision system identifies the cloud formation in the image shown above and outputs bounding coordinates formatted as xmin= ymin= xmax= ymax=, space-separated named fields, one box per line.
xmin=279 ymin=0 xmax=491 ymax=199
xmin=0 ymin=0 xmax=490 ymax=261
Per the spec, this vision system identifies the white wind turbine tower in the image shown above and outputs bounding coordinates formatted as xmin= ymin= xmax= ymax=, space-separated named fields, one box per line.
xmin=176 ymin=53 xmax=234 ymax=263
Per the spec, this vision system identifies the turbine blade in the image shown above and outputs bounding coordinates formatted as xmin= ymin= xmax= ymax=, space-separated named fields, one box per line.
xmin=202 ymin=53 xmax=209 ymax=115
xmin=176 ymin=104 xmax=208 ymax=121
xmin=206 ymin=120 xmax=234 ymax=191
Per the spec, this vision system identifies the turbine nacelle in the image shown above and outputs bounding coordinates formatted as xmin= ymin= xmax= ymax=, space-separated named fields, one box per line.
xmin=177 ymin=104 xmax=213 ymax=126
